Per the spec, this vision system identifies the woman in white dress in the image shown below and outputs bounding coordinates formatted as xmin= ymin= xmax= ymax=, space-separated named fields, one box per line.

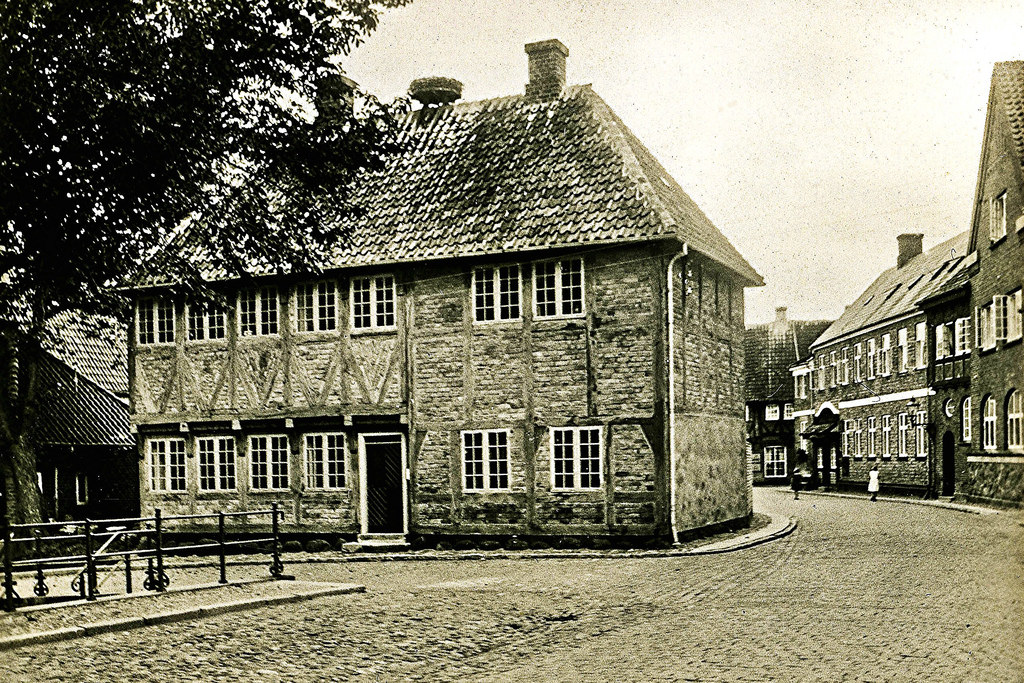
xmin=868 ymin=464 xmax=880 ymax=502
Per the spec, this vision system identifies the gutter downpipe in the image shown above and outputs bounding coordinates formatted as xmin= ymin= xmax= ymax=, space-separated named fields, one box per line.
xmin=666 ymin=244 xmax=688 ymax=545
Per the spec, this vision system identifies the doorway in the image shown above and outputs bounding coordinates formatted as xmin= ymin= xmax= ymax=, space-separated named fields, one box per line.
xmin=941 ymin=431 xmax=956 ymax=497
xmin=359 ymin=433 xmax=407 ymax=535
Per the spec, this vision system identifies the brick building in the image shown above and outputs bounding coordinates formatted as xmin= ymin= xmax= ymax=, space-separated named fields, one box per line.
xmin=959 ymin=62 xmax=1024 ymax=506
xmin=744 ymin=307 xmax=830 ymax=484
xmin=128 ymin=40 xmax=763 ymax=544
xmin=791 ymin=232 xmax=972 ymax=496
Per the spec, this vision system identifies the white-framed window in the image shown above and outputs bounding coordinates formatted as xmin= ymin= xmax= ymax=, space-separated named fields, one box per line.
xmin=954 ymin=317 xmax=971 ymax=356
xmin=75 ymin=473 xmax=88 ymax=506
xmin=854 ymin=419 xmax=863 ymax=457
xmin=853 ymin=343 xmax=863 ymax=382
xmin=473 ymin=266 xmax=521 ymax=323
xmin=829 ymin=350 xmax=837 ymax=387
xmin=534 ymin=258 xmax=584 ymax=319
xmin=1007 ymin=390 xmax=1022 ymax=452
xmin=295 ymin=281 xmax=337 ymax=333
xmin=783 ymin=403 xmax=794 ymax=420
xmin=915 ymin=411 xmax=927 ymax=458
xmin=250 ymin=435 xmax=290 ymax=490
xmin=867 ymin=339 xmax=876 ymax=379
xmin=239 ymin=287 xmax=279 ymax=336
xmin=1009 ymin=290 xmax=1023 ymax=342
xmin=765 ymin=404 xmax=780 ymax=421
xmin=994 ymin=295 xmax=1009 ymax=342
xmin=462 ymin=429 xmax=511 ymax=491
xmin=842 ymin=421 xmax=851 ymax=456
xmin=897 ymin=327 xmax=908 ymax=372
xmin=138 ymin=298 xmax=175 ymax=345
xmin=983 ymin=395 xmax=997 ymax=450
xmin=882 ymin=414 xmax=892 ymax=458
xmin=935 ymin=323 xmax=952 ymax=360
xmin=990 ymin=191 xmax=1007 ymax=242
xmin=816 ymin=356 xmax=826 ymax=390
xmin=197 ymin=436 xmax=236 ymax=491
xmin=897 ymin=413 xmax=908 ymax=457
xmin=978 ymin=303 xmax=995 ymax=349
xmin=962 ymin=397 xmax=972 ymax=443
xmin=351 ymin=275 xmax=396 ymax=330
xmin=880 ymin=334 xmax=891 ymax=376
xmin=551 ymin=426 xmax=601 ymax=490
xmin=841 ymin=347 xmax=850 ymax=385
xmin=187 ymin=303 xmax=226 ymax=342
xmin=867 ymin=416 xmax=877 ymax=458
xmin=764 ymin=446 xmax=787 ymax=478
xmin=148 ymin=438 xmax=186 ymax=492
xmin=915 ymin=321 xmax=927 ymax=368
xmin=304 ymin=433 xmax=346 ymax=489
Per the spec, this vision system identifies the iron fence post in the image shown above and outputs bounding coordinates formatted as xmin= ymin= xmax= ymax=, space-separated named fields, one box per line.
xmin=218 ymin=511 xmax=227 ymax=585
xmin=84 ymin=520 xmax=95 ymax=600
xmin=124 ymin=552 xmax=132 ymax=594
xmin=270 ymin=502 xmax=283 ymax=578
xmin=32 ymin=529 xmax=47 ymax=597
xmin=154 ymin=509 xmax=165 ymax=592
xmin=2 ymin=517 xmax=13 ymax=612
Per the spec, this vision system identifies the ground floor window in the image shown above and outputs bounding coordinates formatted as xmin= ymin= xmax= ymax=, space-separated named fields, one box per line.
xmin=75 ymin=473 xmax=88 ymax=506
xmin=304 ymin=433 xmax=347 ymax=489
xmin=197 ymin=436 xmax=236 ymax=491
xmin=250 ymin=435 xmax=290 ymax=490
xmin=1008 ymin=390 xmax=1022 ymax=451
xmin=551 ymin=426 xmax=602 ymax=490
xmin=148 ymin=438 xmax=186 ymax=492
xmin=983 ymin=396 xmax=997 ymax=450
xmin=462 ymin=430 xmax=511 ymax=491
xmin=764 ymin=446 xmax=787 ymax=478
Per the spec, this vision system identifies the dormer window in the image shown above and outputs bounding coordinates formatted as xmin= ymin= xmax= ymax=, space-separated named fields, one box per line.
xmin=990 ymin=191 xmax=1007 ymax=242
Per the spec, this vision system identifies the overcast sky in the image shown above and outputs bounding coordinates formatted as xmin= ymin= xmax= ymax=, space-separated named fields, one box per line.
xmin=344 ymin=0 xmax=1024 ymax=324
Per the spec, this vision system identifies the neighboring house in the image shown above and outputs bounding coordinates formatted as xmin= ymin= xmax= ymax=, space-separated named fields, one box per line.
xmin=744 ymin=307 xmax=830 ymax=484
xmin=128 ymin=39 xmax=763 ymax=544
xmin=34 ymin=313 xmax=136 ymax=520
xmin=791 ymin=232 xmax=972 ymax=496
xmin=960 ymin=62 xmax=1024 ymax=507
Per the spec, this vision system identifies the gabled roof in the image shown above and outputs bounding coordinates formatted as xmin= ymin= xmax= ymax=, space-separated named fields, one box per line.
xmin=812 ymin=231 xmax=972 ymax=348
xmin=33 ymin=353 xmax=131 ymax=448
xmin=745 ymin=318 xmax=832 ymax=400
xmin=968 ymin=61 xmax=1024 ymax=253
xmin=156 ymin=85 xmax=762 ymax=287
xmin=45 ymin=312 xmax=129 ymax=397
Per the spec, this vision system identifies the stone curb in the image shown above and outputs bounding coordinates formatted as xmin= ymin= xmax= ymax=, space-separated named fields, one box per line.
xmin=0 ymin=582 xmax=364 ymax=651
xmin=684 ymin=517 xmax=797 ymax=555
xmin=797 ymin=490 xmax=996 ymax=514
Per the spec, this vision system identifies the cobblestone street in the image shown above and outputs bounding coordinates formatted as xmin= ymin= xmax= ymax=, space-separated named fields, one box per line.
xmin=2 ymin=489 xmax=1021 ymax=682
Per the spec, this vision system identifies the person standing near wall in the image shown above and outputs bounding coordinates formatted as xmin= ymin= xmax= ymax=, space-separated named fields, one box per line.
xmin=868 ymin=464 xmax=880 ymax=502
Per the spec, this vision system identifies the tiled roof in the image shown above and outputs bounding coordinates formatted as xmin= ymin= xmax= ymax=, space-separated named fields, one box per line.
xmin=993 ymin=61 xmax=1024 ymax=170
xmin=812 ymin=231 xmax=972 ymax=348
xmin=745 ymin=318 xmax=832 ymax=400
xmin=45 ymin=312 xmax=129 ymax=397
xmin=161 ymin=85 xmax=762 ymax=287
xmin=33 ymin=353 xmax=131 ymax=447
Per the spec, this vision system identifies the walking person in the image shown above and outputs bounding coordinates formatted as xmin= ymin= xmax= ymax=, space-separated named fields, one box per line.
xmin=868 ymin=464 xmax=880 ymax=502
xmin=791 ymin=466 xmax=803 ymax=500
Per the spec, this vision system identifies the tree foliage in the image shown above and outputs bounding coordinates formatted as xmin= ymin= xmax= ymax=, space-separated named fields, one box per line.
xmin=0 ymin=0 xmax=410 ymax=522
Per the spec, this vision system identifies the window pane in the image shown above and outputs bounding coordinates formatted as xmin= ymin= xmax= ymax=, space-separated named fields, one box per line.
xmin=352 ymin=279 xmax=372 ymax=329
xmin=578 ymin=427 xmax=601 ymax=488
xmin=535 ymin=263 xmax=557 ymax=318
xmin=157 ymin=300 xmax=175 ymax=343
xmin=326 ymin=433 xmax=345 ymax=488
xmin=251 ymin=437 xmax=268 ymax=489
xmin=487 ymin=431 xmax=509 ymax=490
xmin=560 ymin=259 xmax=583 ymax=315
xmin=188 ymin=306 xmax=205 ymax=341
xmin=552 ymin=428 xmax=574 ymax=488
xmin=463 ymin=432 xmax=484 ymax=490
xmin=305 ymin=434 xmax=324 ymax=489
xmin=375 ymin=276 xmax=395 ymax=327
xmin=498 ymin=266 xmax=520 ymax=320
xmin=317 ymin=282 xmax=336 ymax=331
xmin=260 ymin=287 xmax=279 ymax=335
xmin=240 ymin=291 xmax=258 ymax=336
xmin=168 ymin=440 xmax=186 ymax=491
xmin=138 ymin=300 xmax=156 ymax=345
xmin=296 ymin=284 xmax=315 ymax=333
xmin=474 ymin=268 xmax=496 ymax=322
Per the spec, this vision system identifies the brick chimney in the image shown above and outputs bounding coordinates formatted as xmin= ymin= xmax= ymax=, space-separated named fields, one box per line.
xmin=525 ymin=39 xmax=568 ymax=101
xmin=775 ymin=306 xmax=788 ymax=323
xmin=897 ymin=233 xmax=924 ymax=268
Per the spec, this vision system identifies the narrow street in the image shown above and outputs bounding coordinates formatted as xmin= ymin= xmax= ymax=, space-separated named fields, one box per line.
xmin=2 ymin=489 xmax=1021 ymax=682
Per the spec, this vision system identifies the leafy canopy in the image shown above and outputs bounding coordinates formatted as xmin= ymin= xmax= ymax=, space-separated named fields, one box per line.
xmin=0 ymin=0 xmax=410 ymax=332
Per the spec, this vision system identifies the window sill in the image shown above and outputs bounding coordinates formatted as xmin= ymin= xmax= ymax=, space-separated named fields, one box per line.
xmin=533 ymin=313 xmax=586 ymax=324
xmin=988 ymin=235 xmax=1007 ymax=249
xmin=462 ymin=489 xmax=515 ymax=494
xmin=238 ymin=333 xmax=281 ymax=341
xmin=304 ymin=488 xmax=350 ymax=494
xmin=472 ymin=317 xmax=522 ymax=327
xmin=550 ymin=487 xmax=603 ymax=494
xmin=294 ymin=329 xmax=340 ymax=338
xmin=349 ymin=326 xmax=398 ymax=337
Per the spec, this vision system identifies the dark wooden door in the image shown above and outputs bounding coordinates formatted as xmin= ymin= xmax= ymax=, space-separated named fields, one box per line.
xmin=364 ymin=436 xmax=404 ymax=533
xmin=942 ymin=431 xmax=956 ymax=497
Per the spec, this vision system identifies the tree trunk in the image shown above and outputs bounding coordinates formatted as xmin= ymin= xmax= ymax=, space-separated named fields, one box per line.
xmin=7 ymin=437 xmax=41 ymax=525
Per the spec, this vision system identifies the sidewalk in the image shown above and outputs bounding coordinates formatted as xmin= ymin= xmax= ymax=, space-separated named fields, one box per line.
xmin=795 ymin=489 xmax=1000 ymax=515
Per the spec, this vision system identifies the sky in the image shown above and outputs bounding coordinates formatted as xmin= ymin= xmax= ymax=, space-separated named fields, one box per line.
xmin=343 ymin=0 xmax=1024 ymax=324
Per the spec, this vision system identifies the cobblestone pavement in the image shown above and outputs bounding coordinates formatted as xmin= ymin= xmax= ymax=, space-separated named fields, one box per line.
xmin=2 ymin=489 xmax=1021 ymax=682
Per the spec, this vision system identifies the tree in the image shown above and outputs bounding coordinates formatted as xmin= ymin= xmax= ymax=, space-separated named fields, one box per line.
xmin=0 ymin=0 xmax=410 ymax=522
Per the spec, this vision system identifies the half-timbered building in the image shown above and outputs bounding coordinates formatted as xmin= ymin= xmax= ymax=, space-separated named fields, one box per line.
xmin=129 ymin=40 xmax=763 ymax=544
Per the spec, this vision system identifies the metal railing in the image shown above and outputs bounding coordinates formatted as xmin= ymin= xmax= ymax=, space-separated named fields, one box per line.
xmin=1 ymin=503 xmax=285 ymax=612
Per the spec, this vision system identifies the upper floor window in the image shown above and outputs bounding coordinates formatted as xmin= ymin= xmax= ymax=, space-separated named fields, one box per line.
xmin=866 ymin=340 xmax=876 ymax=379
xmin=138 ymin=298 xmax=175 ymax=345
xmin=897 ymin=413 xmax=909 ymax=457
xmin=551 ymin=426 xmax=601 ymax=490
xmin=763 ymin=446 xmax=786 ymax=478
xmin=880 ymin=334 xmax=892 ymax=376
xmin=935 ymin=323 xmax=953 ymax=360
xmin=304 ymin=433 xmax=346 ymax=490
xmin=250 ymin=435 xmax=290 ymax=490
xmin=188 ymin=303 xmax=226 ymax=342
xmin=915 ymin=411 xmax=927 ymax=458
xmin=239 ymin=287 xmax=279 ymax=337
xmin=462 ymin=429 xmax=511 ymax=491
xmin=897 ymin=327 xmax=908 ymax=372
xmin=962 ymin=397 xmax=972 ymax=443
xmin=534 ymin=259 xmax=584 ymax=319
xmin=867 ymin=416 xmax=877 ymax=458
xmin=765 ymin=404 xmax=780 ymax=421
xmin=954 ymin=317 xmax=971 ymax=356
xmin=295 ymin=281 xmax=337 ymax=333
xmin=351 ymin=275 xmax=396 ymax=330
xmin=990 ymin=191 xmax=1007 ymax=242
xmin=783 ymin=403 xmax=794 ymax=420
xmin=982 ymin=395 xmax=997 ymax=450
xmin=840 ymin=347 xmax=850 ymax=385
xmin=881 ymin=414 xmax=892 ymax=458
xmin=828 ymin=351 xmax=837 ymax=387
xmin=148 ymin=438 xmax=185 ymax=492
xmin=197 ymin=436 xmax=236 ymax=491
xmin=1008 ymin=390 xmax=1022 ymax=452
xmin=914 ymin=322 xmax=927 ymax=368
xmin=474 ymin=266 xmax=521 ymax=323
xmin=1008 ymin=290 xmax=1023 ymax=342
